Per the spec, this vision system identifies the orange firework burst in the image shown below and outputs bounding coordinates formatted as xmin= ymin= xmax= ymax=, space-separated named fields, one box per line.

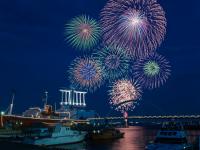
xmin=109 ymin=79 xmax=142 ymax=112
xmin=68 ymin=56 xmax=104 ymax=92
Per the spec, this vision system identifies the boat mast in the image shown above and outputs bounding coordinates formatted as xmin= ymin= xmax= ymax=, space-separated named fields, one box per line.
xmin=54 ymin=102 xmax=57 ymax=112
xmin=44 ymin=91 xmax=48 ymax=106
xmin=8 ymin=91 xmax=15 ymax=115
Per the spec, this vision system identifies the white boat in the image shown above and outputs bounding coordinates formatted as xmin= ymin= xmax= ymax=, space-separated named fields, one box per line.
xmin=146 ymin=122 xmax=193 ymax=150
xmin=23 ymin=124 xmax=87 ymax=146
xmin=0 ymin=128 xmax=22 ymax=139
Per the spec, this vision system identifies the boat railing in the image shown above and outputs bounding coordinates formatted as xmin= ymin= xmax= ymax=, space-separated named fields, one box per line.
xmin=22 ymin=128 xmax=52 ymax=138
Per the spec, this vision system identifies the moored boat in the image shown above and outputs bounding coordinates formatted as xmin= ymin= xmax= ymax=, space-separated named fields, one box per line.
xmin=89 ymin=127 xmax=124 ymax=140
xmin=145 ymin=122 xmax=193 ymax=150
xmin=23 ymin=124 xmax=87 ymax=146
xmin=0 ymin=128 xmax=22 ymax=139
xmin=0 ymin=89 xmax=97 ymax=128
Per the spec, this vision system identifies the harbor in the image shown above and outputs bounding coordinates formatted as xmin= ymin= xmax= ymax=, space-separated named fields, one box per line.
xmin=0 ymin=126 xmax=200 ymax=150
xmin=0 ymin=90 xmax=200 ymax=149
xmin=0 ymin=0 xmax=199 ymax=149
xmin=0 ymin=89 xmax=126 ymax=148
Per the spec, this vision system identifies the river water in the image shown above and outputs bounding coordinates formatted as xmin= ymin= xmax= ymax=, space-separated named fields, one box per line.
xmin=1 ymin=126 xmax=200 ymax=150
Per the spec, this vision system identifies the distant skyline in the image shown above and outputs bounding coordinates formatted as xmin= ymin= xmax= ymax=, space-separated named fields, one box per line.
xmin=0 ymin=0 xmax=200 ymax=116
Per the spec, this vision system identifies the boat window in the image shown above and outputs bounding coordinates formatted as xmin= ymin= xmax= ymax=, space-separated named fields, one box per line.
xmin=54 ymin=127 xmax=61 ymax=133
xmin=155 ymin=137 xmax=187 ymax=144
xmin=160 ymin=132 xmax=165 ymax=135
xmin=160 ymin=132 xmax=167 ymax=136
xmin=173 ymin=132 xmax=177 ymax=135
xmin=160 ymin=131 xmax=177 ymax=136
xmin=168 ymin=132 xmax=172 ymax=136
xmin=34 ymin=129 xmax=41 ymax=133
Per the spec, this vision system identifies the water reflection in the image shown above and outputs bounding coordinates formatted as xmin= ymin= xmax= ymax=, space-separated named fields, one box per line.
xmin=52 ymin=126 xmax=200 ymax=150
xmin=49 ymin=141 xmax=87 ymax=150
xmin=54 ymin=127 xmax=156 ymax=150
xmin=111 ymin=127 xmax=147 ymax=150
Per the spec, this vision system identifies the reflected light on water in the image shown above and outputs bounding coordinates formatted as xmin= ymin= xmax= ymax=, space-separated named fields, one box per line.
xmin=1 ymin=126 xmax=199 ymax=150
xmin=50 ymin=141 xmax=86 ymax=150
xmin=111 ymin=126 xmax=154 ymax=150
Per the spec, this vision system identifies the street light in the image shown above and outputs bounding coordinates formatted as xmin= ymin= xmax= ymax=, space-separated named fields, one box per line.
xmin=0 ymin=111 xmax=4 ymax=127
xmin=1 ymin=111 xmax=5 ymax=116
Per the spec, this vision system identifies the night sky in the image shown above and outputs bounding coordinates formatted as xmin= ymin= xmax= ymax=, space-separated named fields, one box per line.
xmin=0 ymin=0 xmax=200 ymax=116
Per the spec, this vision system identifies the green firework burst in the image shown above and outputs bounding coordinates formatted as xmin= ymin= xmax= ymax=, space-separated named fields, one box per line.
xmin=65 ymin=15 xmax=101 ymax=51
xmin=133 ymin=53 xmax=171 ymax=89
xmin=143 ymin=61 xmax=160 ymax=76
xmin=95 ymin=46 xmax=130 ymax=81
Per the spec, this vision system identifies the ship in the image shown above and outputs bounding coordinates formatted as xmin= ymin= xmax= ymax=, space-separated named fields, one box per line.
xmin=0 ymin=89 xmax=97 ymax=128
xmin=89 ymin=127 xmax=124 ymax=140
xmin=22 ymin=124 xmax=87 ymax=146
xmin=145 ymin=122 xmax=193 ymax=150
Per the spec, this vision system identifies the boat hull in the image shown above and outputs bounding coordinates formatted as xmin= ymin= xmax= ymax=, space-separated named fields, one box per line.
xmin=90 ymin=129 xmax=124 ymax=140
xmin=0 ymin=115 xmax=87 ymax=128
xmin=23 ymin=134 xmax=86 ymax=146
xmin=146 ymin=143 xmax=193 ymax=150
xmin=91 ymin=132 xmax=124 ymax=140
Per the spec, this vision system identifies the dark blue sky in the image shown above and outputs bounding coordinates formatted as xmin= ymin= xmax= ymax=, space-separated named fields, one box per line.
xmin=0 ymin=0 xmax=200 ymax=116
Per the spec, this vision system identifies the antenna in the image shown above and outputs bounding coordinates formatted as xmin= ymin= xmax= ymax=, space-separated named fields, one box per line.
xmin=54 ymin=102 xmax=57 ymax=112
xmin=8 ymin=90 xmax=15 ymax=115
xmin=44 ymin=90 xmax=48 ymax=106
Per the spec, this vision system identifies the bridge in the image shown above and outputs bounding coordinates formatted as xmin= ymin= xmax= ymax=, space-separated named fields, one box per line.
xmin=87 ymin=115 xmax=200 ymax=125
xmin=1 ymin=114 xmax=200 ymax=128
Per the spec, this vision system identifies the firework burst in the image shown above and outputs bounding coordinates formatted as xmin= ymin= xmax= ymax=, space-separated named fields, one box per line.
xmin=101 ymin=0 xmax=166 ymax=58
xmin=95 ymin=46 xmax=130 ymax=81
xmin=109 ymin=79 xmax=142 ymax=112
xmin=133 ymin=53 xmax=171 ymax=89
xmin=68 ymin=57 xmax=104 ymax=92
xmin=65 ymin=15 xmax=101 ymax=51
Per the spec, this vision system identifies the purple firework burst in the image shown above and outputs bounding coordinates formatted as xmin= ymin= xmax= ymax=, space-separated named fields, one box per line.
xmin=133 ymin=53 xmax=171 ymax=89
xmin=101 ymin=0 xmax=167 ymax=58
